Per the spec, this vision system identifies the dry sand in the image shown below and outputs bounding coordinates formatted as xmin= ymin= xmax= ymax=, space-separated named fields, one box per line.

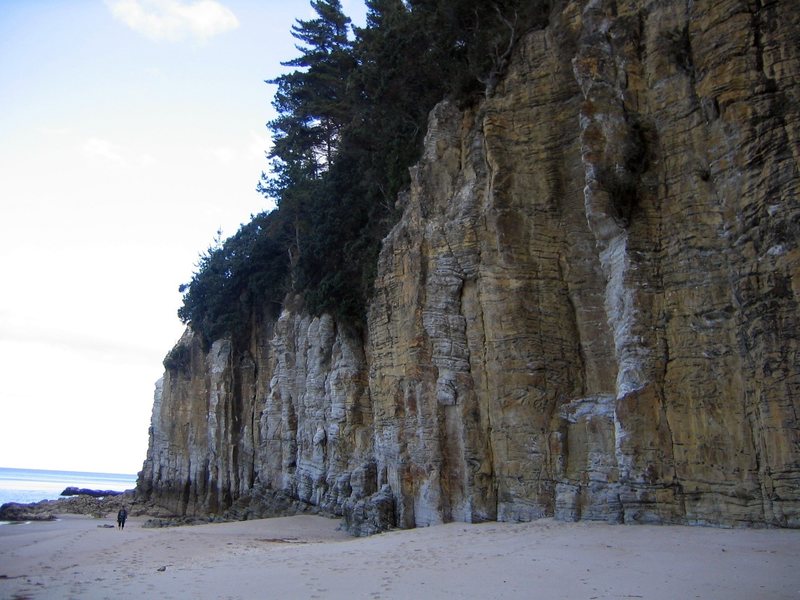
xmin=1 ymin=513 xmax=798 ymax=599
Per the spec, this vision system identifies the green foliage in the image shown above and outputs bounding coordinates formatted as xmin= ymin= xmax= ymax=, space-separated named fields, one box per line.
xmin=177 ymin=211 xmax=290 ymax=348
xmin=265 ymin=0 xmax=355 ymax=179
xmin=401 ymin=0 xmax=554 ymax=100
xmin=179 ymin=0 xmax=553 ymax=340
xmin=163 ymin=342 xmax=191 ymax=372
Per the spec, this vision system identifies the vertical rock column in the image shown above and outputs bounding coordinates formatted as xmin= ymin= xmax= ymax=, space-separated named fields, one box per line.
xmin=573 ymin=0 xmax=682 ymax=523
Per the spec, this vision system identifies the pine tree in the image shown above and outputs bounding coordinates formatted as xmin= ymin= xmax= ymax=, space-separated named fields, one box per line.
xmin=180 ymin=0 xmax=555 ymax=340
xmin=264 ymin=0 xmax=354 ymax=180
xmin=346 ymin=0 xmax=445 ymax=205
xmin=258 ymin=0 xmax=356 ymax=275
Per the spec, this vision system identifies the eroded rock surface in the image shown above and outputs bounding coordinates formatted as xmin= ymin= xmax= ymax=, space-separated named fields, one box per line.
xmin=138 ymin=0 xmax=799 ymax=531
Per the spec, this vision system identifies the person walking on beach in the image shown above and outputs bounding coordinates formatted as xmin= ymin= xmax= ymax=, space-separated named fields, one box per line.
xmin=117 ymin=507 xmax=128 ymax=530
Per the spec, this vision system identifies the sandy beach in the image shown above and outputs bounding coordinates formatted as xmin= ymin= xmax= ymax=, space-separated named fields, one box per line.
xmin=1 ymin=513 xmax=798 ymax=599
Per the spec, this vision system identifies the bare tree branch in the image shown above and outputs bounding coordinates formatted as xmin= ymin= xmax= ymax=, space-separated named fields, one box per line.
xmin=478 ymin=6 xmax=518 ymax=97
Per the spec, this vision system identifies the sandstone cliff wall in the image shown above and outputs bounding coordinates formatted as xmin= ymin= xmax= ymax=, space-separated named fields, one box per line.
xmin=138 ymin=0 xmax=800 ymax=531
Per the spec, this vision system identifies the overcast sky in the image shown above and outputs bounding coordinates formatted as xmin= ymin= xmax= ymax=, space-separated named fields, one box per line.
xmin=0 ymin=0 xmax=366 ymax=474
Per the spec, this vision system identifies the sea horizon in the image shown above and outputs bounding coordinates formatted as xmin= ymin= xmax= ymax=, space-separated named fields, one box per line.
xmin=0 ymin=466 xmax=138 ymax=508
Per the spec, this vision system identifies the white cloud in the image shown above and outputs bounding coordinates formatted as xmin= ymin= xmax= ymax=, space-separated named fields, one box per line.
xmin=209 ymin=145 xmax=236 ymax=164
xmin=138 ymin=153 xmax=157 ymax=167
xmin=0 ymin=315 xmax=160 ymax=366
xmin=202 ymin=133 xmax=269 ymax=165
xmin=106 ymin=0 xmax=239 ymax=42
xmin=79 ymin=138 xmax=158 ymax=168
xmin=247 ymin=130 xmax=268 ymax=161
xmin=39 ymin=126 xmax=73 ymax=136
xmin=81 ymin=137 xmax=126 ymax=165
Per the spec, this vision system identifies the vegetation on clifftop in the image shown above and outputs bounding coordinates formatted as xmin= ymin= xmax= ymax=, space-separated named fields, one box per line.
xmin=177 ymin=0 xmax=551 ymax=348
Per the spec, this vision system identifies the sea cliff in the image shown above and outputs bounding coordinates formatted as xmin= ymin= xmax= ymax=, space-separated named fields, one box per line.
xmin=137 ymin=0 xmax=799 ymax=533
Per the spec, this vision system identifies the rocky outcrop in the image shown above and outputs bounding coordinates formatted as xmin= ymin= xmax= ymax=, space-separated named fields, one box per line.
xmin=60 ymin=487 xmax=125 ymax=498
xmin=138 ymin=0 xmax=799 ymax=531
xmin=0 ymin=491 xmax=139 ymax=521
xmin=138 ymin=314 xmax=382 ymax=530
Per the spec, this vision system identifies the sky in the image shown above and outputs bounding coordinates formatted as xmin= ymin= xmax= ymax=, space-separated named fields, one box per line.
xmin=0 ymin=0 xmax=366 ymax=475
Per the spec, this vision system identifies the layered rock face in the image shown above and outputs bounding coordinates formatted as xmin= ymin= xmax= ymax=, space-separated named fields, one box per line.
xmin=138 ymin=0 xmax=800 ymax=531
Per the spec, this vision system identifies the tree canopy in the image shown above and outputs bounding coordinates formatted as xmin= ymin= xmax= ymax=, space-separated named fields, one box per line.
xmin=177 ymin=0 xmax=551 ymax=348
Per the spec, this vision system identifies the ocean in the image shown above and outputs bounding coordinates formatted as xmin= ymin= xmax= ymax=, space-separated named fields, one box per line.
xmin=0 ymin=467 xmax=137 ymax=507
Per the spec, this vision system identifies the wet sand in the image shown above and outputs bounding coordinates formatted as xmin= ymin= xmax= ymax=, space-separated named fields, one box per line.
xmin=1 ymin=513 xmax=798 ymax=599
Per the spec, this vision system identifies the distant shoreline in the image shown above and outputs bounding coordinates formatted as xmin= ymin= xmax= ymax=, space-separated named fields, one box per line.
xmin=0 ymin=489 xmax=137 ymax=522
xmin=0 ymin=467 xmax=137 ymax=507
